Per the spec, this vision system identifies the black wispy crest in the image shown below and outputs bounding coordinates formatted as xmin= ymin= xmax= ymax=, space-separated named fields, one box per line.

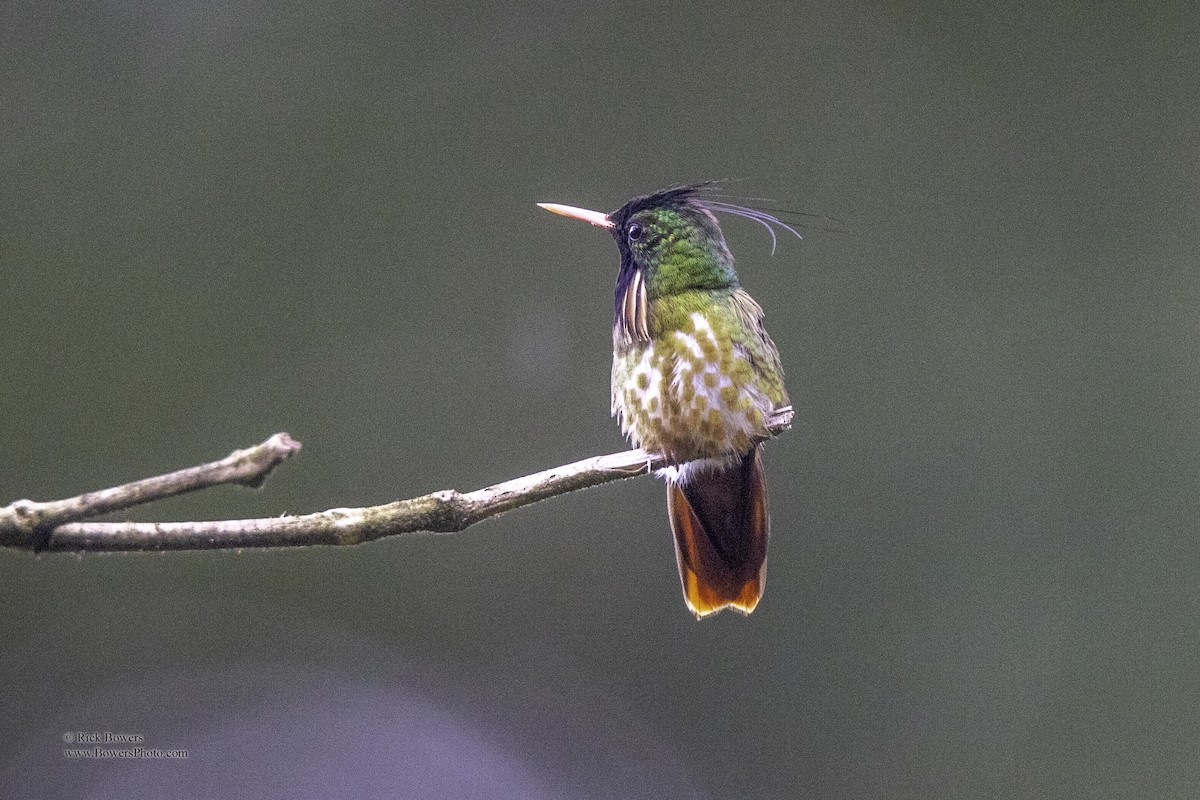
xmin=700 ymin=200 xmax=804 ymax=256
xmin=612 ymin=181 xmax=840 ymax=261
xmin=660 ymin=181 xmax=841 ymax=255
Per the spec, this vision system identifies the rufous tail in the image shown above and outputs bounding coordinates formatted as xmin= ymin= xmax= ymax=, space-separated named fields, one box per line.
xmin=666 ymin=445 xmax=769 ymax=619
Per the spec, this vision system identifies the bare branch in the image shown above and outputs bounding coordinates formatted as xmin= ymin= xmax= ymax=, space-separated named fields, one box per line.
xmin=0 ymin=408 xmax=792 ymax=554
xmin=0 ymin=433 xmax=302 ymax=550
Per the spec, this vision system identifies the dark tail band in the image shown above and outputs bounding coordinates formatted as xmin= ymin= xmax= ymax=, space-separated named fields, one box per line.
xmin=667 ymin=445 xmax=769 ymax=618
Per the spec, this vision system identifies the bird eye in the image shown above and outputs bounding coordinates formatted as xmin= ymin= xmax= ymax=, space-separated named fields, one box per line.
xmin=627 ymin=222 xmax=644 ymax=242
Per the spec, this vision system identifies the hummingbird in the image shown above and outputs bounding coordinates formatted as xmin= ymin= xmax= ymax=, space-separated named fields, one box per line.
xmin=539 ymin=184 xmax=793 ymax=618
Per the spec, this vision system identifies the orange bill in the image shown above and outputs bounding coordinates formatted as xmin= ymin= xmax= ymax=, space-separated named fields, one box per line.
xmin=536 ymin=202 xmax=614 ymax=229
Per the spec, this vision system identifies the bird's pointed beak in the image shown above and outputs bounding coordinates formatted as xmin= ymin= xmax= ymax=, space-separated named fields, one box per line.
xmin=537 ymin=202 xmax=614 ymax=229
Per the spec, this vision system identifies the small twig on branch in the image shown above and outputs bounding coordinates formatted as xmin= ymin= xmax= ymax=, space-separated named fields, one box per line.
xmin=0 ymin=433 xmax=302 ymax=551
xmin=0 ymin=407 xmax=792 ymax=554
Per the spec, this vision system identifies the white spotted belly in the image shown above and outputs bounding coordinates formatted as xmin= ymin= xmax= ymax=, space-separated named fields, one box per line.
xmin=611 ymin=311 xmax=771 ymax=462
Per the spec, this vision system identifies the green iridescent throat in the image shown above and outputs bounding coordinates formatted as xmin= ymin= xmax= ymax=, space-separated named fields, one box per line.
xmin=629 ymin=207 xmax=737 ymax=298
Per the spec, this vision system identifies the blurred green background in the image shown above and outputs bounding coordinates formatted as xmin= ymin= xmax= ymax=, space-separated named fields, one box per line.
xmin=3 ymin=1 xmax=1199 ymax=797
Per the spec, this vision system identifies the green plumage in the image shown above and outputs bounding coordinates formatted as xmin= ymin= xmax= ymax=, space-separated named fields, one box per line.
xmin=540 ymin=183 xmax=792 ymax=618
xmin=607 ymin=192 xmax=788 ymax=462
